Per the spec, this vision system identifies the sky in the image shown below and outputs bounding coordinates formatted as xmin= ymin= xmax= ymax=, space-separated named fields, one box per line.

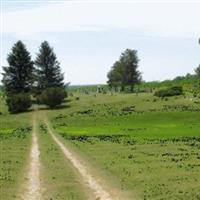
xmin=1 ymin=0 xmax=200 ymax=85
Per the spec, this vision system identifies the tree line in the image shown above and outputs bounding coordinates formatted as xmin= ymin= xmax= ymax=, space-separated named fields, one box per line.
xmin=2 ymin=41 xmax=66 ymax=113
xmin=2 ymin=39 xmax=199 ymax=113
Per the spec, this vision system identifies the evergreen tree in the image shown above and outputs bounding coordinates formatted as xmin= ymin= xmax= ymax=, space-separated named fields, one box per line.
xmin=2 ymin=41 xmax=34 ymax=94
xmin=35 ymin=41 xmax=64 ymax=90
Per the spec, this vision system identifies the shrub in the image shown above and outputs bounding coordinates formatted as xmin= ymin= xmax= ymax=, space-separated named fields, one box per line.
xmin=37 ymin=87 xmax=67 ymax=108
xmin=154 ymin=86 xmax=183 ymax=97
xmin=6 ymin=93 xmax=32 ymax=113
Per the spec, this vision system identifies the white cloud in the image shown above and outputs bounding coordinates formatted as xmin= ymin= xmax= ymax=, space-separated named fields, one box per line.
xmin=1 ymin=1 xmax=200 ymax=84
xmin=2 ymin=1 xmax=200 ymax=38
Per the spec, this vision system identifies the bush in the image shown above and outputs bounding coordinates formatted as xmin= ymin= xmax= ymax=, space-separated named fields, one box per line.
xmin=37 ymin=87 xmax=67 ymax=108
xmin=154 ymin=86 xmax=183 ymax=97
xmin=6 ymin=93 xmax=32 ymax=113
xmin=75 ymin=97 xmax=80 ymax=101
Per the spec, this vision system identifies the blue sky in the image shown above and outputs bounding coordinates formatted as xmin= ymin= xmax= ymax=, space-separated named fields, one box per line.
xmin=1 ymin=0 xmax=200 ymax=85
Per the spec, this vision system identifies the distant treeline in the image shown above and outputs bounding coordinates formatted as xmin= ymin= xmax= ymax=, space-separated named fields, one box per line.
xmin=1 ymin=39 xmax=199 ymax=102
xmin=68 ymin=73 xmax=199 ymax=94
xmin=1 ymin=67 xmax=199 ymax=96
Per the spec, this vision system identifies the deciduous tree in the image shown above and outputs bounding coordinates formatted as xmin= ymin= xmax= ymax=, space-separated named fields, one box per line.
xmin=107 ymin=49 xmax=141 ymax=92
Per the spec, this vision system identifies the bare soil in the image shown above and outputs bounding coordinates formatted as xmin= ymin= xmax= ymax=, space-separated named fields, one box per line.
xmin=21 ymin=119 xmax=41 ymax=200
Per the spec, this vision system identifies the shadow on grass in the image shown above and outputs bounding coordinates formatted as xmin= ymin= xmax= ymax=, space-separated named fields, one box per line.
xmin=9 ymin=108 xmax=35 ymax=115
xmin=9 ymin=103 xmax=70 ymax=115
xmin=63 ymin=99 xmax=72 ymax=103
xmin=38 ymin=104 xmax=71 ymax=111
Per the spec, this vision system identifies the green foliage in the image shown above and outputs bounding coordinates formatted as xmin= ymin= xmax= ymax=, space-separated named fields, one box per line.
xmin=2 ymin=40 xmax=67 ymax=113
xmin=107 ymin=49 xmax=141 ymax=91
xmin=195 ymin=66 xmax=200 ymax=77
xmin=37 ymin=87 xmax=67 ymax=108
xmin=195 ymin=65 xmax=200 ymax=88
xmin=6 ymin=93 xmax=32 ymax=113
xmin=154 ymin=86 xmax=183 ymax=97
xmin=35 ymin=41 xmax=64 ymax=90
xmin=2 ymin=41 xmax=34 ymax=95
xmin=2 ymin=41 xmax=34 ymax=114
xmin=107 ymin=61 xmax=124 ymax=89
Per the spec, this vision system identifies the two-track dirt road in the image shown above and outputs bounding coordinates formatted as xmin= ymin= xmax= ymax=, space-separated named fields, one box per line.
xmin=21 ymin=112 xmax=128 ymax=200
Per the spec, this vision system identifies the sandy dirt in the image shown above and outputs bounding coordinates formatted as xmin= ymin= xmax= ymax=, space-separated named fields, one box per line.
xmin=21 ymin=119 xmax=41 ymax=200
xmin=45 ymin=120 xmax=125 ymax=200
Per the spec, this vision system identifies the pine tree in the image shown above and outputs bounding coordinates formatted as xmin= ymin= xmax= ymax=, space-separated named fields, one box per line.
xmin=35 ymin=41 xmax=64 ymax=90
xmin=2 ymin=41 xmax=34 ymax=95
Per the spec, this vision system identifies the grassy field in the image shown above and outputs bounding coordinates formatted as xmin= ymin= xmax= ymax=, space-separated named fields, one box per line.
xmin=49 ymin=93 xmax=200 ymax=199
xmin=0 ymin=111 xmax=32 ymax=199
xmin=0 ymin=92 xmax=200 ymax=199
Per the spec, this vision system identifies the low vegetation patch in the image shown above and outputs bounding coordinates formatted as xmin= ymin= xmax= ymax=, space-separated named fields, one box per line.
xmin=0 ymin=127 xmax=31 ymax=140
xmin=154 ymin=86 xmax=183 ymax=97
xmin=60 ymin=134 xmax=137 ymax=145
xmin=37 ymin=87 xmax=67 ymax=108
xmin=6 ymin=93 xmax=32 ymax=113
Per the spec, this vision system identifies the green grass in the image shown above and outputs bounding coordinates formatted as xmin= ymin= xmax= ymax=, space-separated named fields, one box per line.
xmin=37 ymin=122 xmax=88 ymax=200
xmin=0 ymin=91 xmax=200 ymax=199
xmin=0 ymin=112 xmax=32 ymax=200
xmin=64 ymin=136 xmax=200 ymax=199
xmin=48 ymin=92 xmax=200 ymax=199
xmin=52 ymin=93 xmax=200 ymax=139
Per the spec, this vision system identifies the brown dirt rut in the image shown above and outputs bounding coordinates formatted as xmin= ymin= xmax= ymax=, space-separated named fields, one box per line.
xmin=21 ymin=119 xmax=41 ymax=200
xmin=45 ymin=120 xmax=122 ymax=200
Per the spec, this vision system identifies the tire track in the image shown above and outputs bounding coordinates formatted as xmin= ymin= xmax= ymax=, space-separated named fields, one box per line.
xmin=45 ymin=120 xmax=118 ymax=200
xmin=22 ymin=118 xmax=41 ymax=200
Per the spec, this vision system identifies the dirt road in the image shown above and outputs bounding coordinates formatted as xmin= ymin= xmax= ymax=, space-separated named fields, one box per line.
xmin=20 ymin=113 xmax=127 ymax=200
xmin=45 ymin=119 xmax=121 ymax=200
xmin=21 ymin=118 xmax=41 ymax=200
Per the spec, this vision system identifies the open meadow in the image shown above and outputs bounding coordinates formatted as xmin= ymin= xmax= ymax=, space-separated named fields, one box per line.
xmin=1 ymin=91 xmax=200 ymax=199
xmin=1 ymin=1 xmax=200 ymax=199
